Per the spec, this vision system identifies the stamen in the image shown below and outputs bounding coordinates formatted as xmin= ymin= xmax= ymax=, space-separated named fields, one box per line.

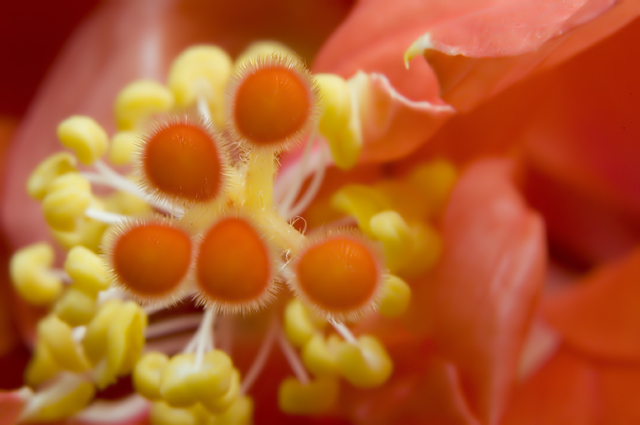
xmin=194 ymin=308 xmax=216 ymax=370
xmin=145 ymin=313 xmax=203 ymax=339
xmin=84 ymin=159 xmax=180 ymax=216
xmin=286 ymin=142 xmax=329 ymax=218
xmin=239 ymin=317 xmax=278 ymax=395
xmin=329 ymin=320 xmax=358 ymax=345
xmin=84 ymin=207 xmax=127 ymax=225
xmin=277 ymin=129 xmax=316 ymax=217
xmin=277 ymin=329 xmax=310 ymax=385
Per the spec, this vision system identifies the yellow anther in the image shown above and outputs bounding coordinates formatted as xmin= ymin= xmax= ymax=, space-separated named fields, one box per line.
xmin=56 ymin=116 xmax=109 ymax=165
xmin=301 ymin=333 xmax=341 ymax=378
xmin=168 ymin=45 xmax=232 ymax=127
xmin=369 ymin=210 xmax=413 ymax=273
xmin=150 ymin=401 xmax=202 ymax=425
xmin=27 ymin=152 xmax=77 ymax=200
xmin=325 ymin=122 xmax=362 ymax=170
xmin=82 ymin=300 xmax=147 ymax=389
xmin=409 ymin=159 xmax=457 ymax=216
xmin=378 ymin=275 xmax=411 ymax=318
xmin=54 ymin=288 xmax=97 ymax=326
xmin=42 ymin=172 xmax=93 ymax=232
xmin=160 ymin=351 xmax=234 ymax=408
xmin=331 ymin=184 xmax=390 ymax=236
xmin=104 ymin=189 xmax=153 ymax=216
xmin=52 ymin=215 xmax=108 ymax=252
xmin=235 ymin=41 xmax=301 ymax=68
xmin=315 ymin=74 xmax=351 ymax=132
xmin=10 ymin=243 xmax=63 ymax=305
xmin=115 ymin=80 xmax=174 ymax=131
xmin=109 ymin=131 xmax=139 ymax=165
xmin=23 ymin=374 xmax=95 ymax=422
xmin=201 ymin=369 xmax=240 ymax=414
xmin=215 ymin=396 xmax=254 ymax=425
xmin=278 ymin=376 xmax=339 ymax=415
xmin=133 ymin=351 xmax=170 ymax=401
xmin=336 ymin=335 xmax=393 ymax=388
xmin=37 ymin=315 xmax=89 ymax=373
xmin=25 ymin=342 xmax=61 ymax=387
xmin=315 ymin=73 xmax=362 ymax=170
xmin=284 ymin=300 xmax=325 ymax=348
xmin=402 ymin=223 xmax=442 ymax=277
xmin=64 ymin=245 xmax=109 ymax=296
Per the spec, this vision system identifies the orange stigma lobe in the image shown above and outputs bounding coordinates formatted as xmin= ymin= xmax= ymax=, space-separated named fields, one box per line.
xmin=295 ymin=236 xmax=380 ymax=317
xmin=111 ymin=221 xmax=192 ymax=299
xmin=196 ymin=216 xmax=272 ymax=310
xmin=141 ymin=119 xmax=224 ymax=203
xmin=232 ymin=58 xmax=313 ymax=149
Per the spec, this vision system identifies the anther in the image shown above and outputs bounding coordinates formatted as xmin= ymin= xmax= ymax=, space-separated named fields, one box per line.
xmin=57 ymin=116 xmax=109 ymax=165
xmin=103 ymin=218 xmax=192 ymax=302
xmin=139 ymin=116 xmax=228 ymax=205
xmin=290 ymin=230 xmax=384 ymax=322
xmin=195 ymin=214 xmax=276 ymax=313
xmin=228 ymin=54 xmax=317 ymax=152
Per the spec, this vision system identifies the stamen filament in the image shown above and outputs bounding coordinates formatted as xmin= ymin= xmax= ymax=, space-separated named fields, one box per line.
xmin=240 ymin=317 xmax=278 ymax=395
xmin=287 ymin=143 xmax=328 ymax=218
xmin=277 ymin=129 xmax=317 ymax=217
xmin=197 ymin=96 xmax=212 ymax=124
xmin=145 ymin=313 xmax=203 ymax=339
xmin=192 ymin=308 xmax=216 ymax=370
xmin=330 ymin=320 xmax=358 ymax=344
xmin=84 ymin=208 xmax=127 ymax=225
xmin=277 ymin=328 xmax=310 ymax=385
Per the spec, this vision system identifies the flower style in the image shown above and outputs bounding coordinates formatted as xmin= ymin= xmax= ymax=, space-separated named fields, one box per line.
xmin=1 ymin=0 xmax=640 ymax=424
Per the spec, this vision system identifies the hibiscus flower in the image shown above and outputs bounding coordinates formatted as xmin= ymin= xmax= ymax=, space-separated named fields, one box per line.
xmin=1 ymin=1 xmax=639 ymax=424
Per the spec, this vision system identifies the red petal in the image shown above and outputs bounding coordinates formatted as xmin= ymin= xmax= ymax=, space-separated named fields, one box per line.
xmin=501 ymin=345 xmax=599 ymax=425
xmin=598 ymin=361 xmax=640 ymax=424
xmin=544 ymin=249 xmax=640 ymax=362
xmin=350 ymin=72 xmax=455 ymax=163
xmin=427 ymin=159 xmax=546 ymax=424
xmin=522 ymin=17 xmax=640 ymax=263
xmin=315 ymin=0 xmax=635 ymax=114
xmin=0 ymin=390 xmax=26 ymax=425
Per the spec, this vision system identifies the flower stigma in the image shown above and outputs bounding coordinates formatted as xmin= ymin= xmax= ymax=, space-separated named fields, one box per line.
xmin=10 ymin=41 xmax=458 ymax=423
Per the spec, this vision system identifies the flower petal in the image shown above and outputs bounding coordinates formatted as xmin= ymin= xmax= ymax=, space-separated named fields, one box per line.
xmin=0 ymin=389 xmax=29 ymax=425
xmin=427 ymin=158 xmax=546 ymax=424
xmin=544 ymin=249 xmax=640 ymax=362
xmin=350 ymin=72 xmax=455 ymax=162
xmin=522 ymin=17 xmax=640 ymax=263
xmin=501 ymin=345 xmax=599 ymax=425
xmin=316 ymin=0 xmax=638 ymax=115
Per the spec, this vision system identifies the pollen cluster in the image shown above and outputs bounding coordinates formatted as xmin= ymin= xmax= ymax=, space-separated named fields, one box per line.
xmin=11 ymin=41 xmax=457 ymax=423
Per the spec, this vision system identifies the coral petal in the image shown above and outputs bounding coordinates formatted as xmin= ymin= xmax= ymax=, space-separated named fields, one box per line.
xmin=501 ymin=346 xmax=599 ymax=425
xmin=544 ymin=249 xmax=640 ymax=362
xmin=428 ymin=159 xmax=546 ymax=424
xmin=351 ymin=72 xmax=454 ymax=162
xmin=0 ymin=390 xmax=27 ymax=425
